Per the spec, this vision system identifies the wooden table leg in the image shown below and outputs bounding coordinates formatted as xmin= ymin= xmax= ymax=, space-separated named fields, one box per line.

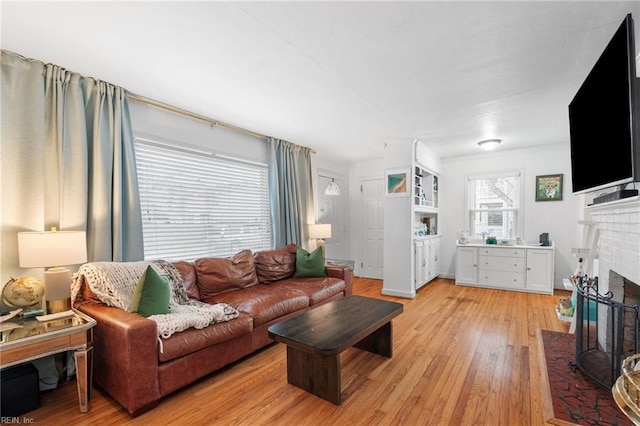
xmin=74 ymin=346 xmax=93 ymax=412
xmin=354 ymin=321 xmax=393 ymax=357
xmin=286 ymin=346 xmax=342 ymax=405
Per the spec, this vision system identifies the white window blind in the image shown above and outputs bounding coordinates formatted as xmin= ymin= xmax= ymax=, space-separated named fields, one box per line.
xmin=466 ymin=171 xmax=522 ymax=240
xmin=135 ymin=139 xmax=272 ymax=261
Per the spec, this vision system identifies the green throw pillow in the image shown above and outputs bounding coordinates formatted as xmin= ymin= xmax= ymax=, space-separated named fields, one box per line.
xmin=130 ymin=265 xmax=171 ymax=317
xmin=293 ymin=247 xmax=326 ymax=278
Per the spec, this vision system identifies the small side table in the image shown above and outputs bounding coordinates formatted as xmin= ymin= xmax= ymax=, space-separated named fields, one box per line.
xmin=0 ymin=310 xmax=96 ymax=412
xmin=325 ymin=258 xmax=355 ymax=271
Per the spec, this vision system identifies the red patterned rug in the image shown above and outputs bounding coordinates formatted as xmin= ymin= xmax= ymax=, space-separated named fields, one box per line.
xmin=541 ymin=329 xmax=632 ymax=425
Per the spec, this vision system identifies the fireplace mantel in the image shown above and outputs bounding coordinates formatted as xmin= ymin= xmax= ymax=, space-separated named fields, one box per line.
xmin=586 ymin=196 xmax=640 ymax=292
xmin=586 ymin=195 xmax=639 ymax=212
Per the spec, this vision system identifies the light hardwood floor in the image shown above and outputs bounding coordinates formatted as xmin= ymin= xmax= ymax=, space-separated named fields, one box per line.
xmin=25 ymin=277 xmax=572 ymax=425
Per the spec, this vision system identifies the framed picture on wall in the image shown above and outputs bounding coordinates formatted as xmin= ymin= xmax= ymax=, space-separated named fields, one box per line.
xmin=535 ymin=174 xmax=563 ymax=201
xmin=385 ymin=169 xmax=409 ymax=197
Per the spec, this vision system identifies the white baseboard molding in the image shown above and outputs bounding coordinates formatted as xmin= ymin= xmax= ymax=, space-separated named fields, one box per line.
xmin=381 ymin=288 xmax=415 ymax=299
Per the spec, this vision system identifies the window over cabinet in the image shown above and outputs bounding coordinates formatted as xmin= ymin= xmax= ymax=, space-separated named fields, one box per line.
xmin=465 ymin=170 xmax=523 ymax=241
xmin=135 ymin=138 xmax=272 ymax=261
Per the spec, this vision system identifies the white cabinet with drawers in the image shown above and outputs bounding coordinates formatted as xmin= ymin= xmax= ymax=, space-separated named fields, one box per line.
xmin=455 ymin=244 xmax=554 ymax=295
xmin=478 ymin=247 xmax=526 ymax=290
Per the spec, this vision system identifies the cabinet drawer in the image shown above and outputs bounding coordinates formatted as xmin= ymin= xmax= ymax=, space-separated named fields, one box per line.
xmin=479 ymin=255 xmax=525 ymax=272
xmin=478 ymin=247 xmax=525 ymax=258
xmin=479 ymin=271 xmax=526 ymax=289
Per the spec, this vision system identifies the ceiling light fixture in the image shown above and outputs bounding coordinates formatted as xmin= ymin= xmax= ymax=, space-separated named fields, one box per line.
xmin=477 ymin=139 xmax=502 ymax=151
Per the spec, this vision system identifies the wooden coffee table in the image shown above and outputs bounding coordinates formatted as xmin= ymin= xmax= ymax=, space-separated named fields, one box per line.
xmin=268 ymin=295 xmax=403 ymax=404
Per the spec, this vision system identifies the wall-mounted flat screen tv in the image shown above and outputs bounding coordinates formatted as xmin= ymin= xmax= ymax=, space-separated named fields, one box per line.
xmin=569 ymin=13 xmax=640 ymax=200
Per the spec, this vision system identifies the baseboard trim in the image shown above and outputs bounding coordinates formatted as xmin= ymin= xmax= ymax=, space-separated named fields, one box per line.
xmin=381 ymin=288 xmax=415 ymax=298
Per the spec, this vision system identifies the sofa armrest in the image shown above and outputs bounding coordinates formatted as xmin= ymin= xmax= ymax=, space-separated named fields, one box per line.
xmin=325 ymin=265 xmax=353 ymax=296
xmin=75 ymin=302 xmax=161 ymax=416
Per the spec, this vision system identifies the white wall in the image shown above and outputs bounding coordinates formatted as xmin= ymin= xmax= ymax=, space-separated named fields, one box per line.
xmin=439 ymin=144 xmax=582 ymax=288
xmin=381 ymin=140 xmax=414 ymax=296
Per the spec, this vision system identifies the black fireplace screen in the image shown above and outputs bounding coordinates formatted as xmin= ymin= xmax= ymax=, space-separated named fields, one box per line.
xmin=575 ymin=276 xmax=640 ymax=390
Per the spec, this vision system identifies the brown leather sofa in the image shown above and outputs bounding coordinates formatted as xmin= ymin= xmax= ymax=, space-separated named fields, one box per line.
xmin=74 ymin=245 xmax=353 ymax=416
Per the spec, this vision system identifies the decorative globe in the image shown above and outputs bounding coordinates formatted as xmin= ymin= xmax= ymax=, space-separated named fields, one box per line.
xmin=2 ymin=276 xmax=44 ymax=308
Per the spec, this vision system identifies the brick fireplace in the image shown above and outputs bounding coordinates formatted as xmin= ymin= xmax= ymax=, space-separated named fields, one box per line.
xmin=574 ymin=197 xmax=640 ymax=388
xmin=592 ymin=198 xmax=640 ymax=363
xmin=587 ymin=198 xmax=640 ymax=295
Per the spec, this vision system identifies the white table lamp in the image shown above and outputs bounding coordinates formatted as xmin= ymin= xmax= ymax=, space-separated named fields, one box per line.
xmin=308 ymin=224 xmax=332 ymax=255
xmin=18 ymin=229 xmax=87 ymax=313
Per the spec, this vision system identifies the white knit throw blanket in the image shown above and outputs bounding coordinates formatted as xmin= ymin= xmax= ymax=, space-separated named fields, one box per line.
xmin=71 ymin=260 xmax=239 ymax=339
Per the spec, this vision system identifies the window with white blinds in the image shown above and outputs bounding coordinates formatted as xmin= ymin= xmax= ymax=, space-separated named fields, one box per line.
xmin=135 ymin=139 xmax=272 ymax=261
xmin=466 ymin=171 xmax=523 ymax=240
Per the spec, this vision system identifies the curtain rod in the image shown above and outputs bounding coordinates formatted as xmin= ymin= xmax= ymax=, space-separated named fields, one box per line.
xmin=128 ymin=93 xmax=269 ymax=141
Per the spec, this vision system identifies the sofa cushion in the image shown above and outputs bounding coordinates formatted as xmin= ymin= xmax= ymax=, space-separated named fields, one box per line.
xmin=172 ymin=261 xmax=200 ymax=300
xmin=158 ymin=312 xmax=254 ymax=363
xmin=195 ymin=250 xmax=259 ymax=299
xmin=269 ymin=277 xmax=346 ymax=305
xmin=253 ymin=244 xmax=297 ymax=284
xmin=130 ymin=266 xmax=171 ymax=317
xmin=293 ymin=247 xmax=326 ymax=278
xmin=203 ymin=285 xmax=309 ymax=326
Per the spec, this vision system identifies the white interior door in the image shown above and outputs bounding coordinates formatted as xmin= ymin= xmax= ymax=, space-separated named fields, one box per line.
xmin=360 ymin=178 xmax=384 ymax=279
xmin=317 ymin=174 xmax=346 ymax=260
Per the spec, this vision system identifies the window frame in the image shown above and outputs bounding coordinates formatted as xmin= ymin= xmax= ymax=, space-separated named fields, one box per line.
xmin=464 ymin=170 xmax=524 ymax=241
xmin=134 ymin=137 xmax=273 ymax=261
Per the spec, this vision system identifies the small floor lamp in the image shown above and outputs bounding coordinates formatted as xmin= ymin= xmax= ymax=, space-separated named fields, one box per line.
xmin=18 ymin=229 xmax=87 ymax=314
xmin=308 ymin=223 xmax=332 ymax=256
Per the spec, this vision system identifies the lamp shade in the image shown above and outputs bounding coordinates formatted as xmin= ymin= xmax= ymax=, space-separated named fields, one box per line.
xmin=324 ymin=180 xmax=341 ymax=196
xmin=308 ymin=224 xmax=332 ymax=240
xmin=18 ymin=231 xmax=87 ymax=268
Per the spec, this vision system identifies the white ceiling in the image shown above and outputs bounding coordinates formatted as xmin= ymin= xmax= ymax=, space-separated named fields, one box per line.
xmin=2 ymin=1 xmax=640 ymax=162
